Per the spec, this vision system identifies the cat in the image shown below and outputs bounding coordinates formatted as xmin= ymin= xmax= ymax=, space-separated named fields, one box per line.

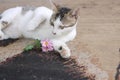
xmin=0 ymin=1 xmax=79 ymax=58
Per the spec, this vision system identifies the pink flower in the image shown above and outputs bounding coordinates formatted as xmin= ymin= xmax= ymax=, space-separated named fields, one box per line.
xmin=41 ymin=39 xmax=53 ymax=52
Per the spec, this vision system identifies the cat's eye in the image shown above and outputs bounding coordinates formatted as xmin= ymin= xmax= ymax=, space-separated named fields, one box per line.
xmin=50 ymin=22 xmax=54 ymax=26
xmin=60 ymin=26 xmax=64 ymax=29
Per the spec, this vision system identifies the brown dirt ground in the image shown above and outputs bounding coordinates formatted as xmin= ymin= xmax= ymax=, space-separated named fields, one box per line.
xmin=0 ymin=0 xmax=120 ymax=80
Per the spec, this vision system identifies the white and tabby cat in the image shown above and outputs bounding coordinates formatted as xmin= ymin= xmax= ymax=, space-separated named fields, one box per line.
xmin=0 ymin=1 xmax=79 ymax=58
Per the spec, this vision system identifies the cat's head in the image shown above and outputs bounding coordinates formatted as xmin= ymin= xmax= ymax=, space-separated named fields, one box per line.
xmin=50 ymin=1 xmax=79 ymax=35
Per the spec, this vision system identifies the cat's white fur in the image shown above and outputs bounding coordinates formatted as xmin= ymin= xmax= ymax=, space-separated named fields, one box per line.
xmin=0 ymin=6 xmax=77 ymax=58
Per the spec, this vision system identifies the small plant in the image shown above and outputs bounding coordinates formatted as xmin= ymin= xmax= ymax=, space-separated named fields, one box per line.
xmin=24 ymin=44 xmax=34 ymax=51
xmin=24 ymin=39 xmax=53 ymax=52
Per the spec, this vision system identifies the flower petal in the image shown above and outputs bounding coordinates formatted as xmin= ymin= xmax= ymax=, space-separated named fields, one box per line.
xmin=41 ymin=39 xmax=54 ymax=52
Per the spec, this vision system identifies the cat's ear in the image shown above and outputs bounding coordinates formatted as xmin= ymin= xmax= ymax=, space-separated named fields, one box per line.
xmin=49 ymin=0 xmax=60 ymax=12
xmin=70 ymin=8 xmax=80 ymax=19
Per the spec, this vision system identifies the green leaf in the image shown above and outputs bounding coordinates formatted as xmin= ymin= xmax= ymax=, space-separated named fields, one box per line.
xmin=24 ymin=39 xmax=41 ymax=51
xmin=24 ymin=45 xmax=34 ymax=51
xmin=34 ymin=39 xmax=41 ymax=48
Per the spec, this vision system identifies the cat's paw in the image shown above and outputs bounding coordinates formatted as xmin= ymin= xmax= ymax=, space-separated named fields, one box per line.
xmin=52 ymin=40 xmax=71 ymax=58
xmin=58 ymin=46 xmax=71 ymax=58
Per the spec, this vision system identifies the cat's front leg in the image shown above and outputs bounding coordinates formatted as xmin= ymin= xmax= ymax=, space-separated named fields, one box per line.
xmin=27 ymin=14 xmax=46 ymax=31
xmin=52 ymin=40 xmax=71 ymax=58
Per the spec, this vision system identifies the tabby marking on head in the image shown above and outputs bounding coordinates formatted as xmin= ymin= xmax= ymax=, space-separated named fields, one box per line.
xmin=50 ymin=6 xmax=79 ymax=34
xmin=55 ymin=7 xmax=71 ymax=21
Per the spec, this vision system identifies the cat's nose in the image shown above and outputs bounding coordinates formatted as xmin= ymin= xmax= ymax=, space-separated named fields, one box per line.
xmin=52 ymin=32 xmax=56 ymax=35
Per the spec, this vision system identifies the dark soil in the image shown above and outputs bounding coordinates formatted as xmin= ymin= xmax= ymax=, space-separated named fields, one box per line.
xmin=0 ymin=38 xmax=18 ymax=47
xmin=0 ymin=49 xmax=95 ymax=80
